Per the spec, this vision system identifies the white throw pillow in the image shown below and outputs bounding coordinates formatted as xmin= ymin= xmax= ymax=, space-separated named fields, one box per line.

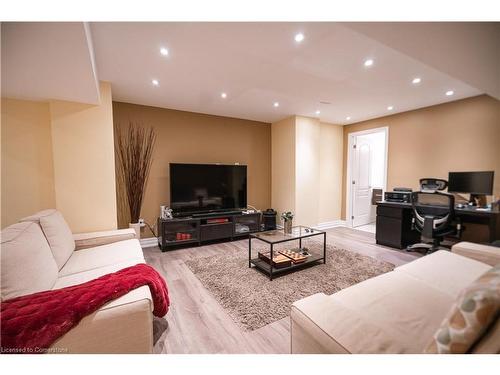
xmin=1 ymin=222 xmax=59 ymax=300
xmin=21 ymin=209 xmax=75 ymax=269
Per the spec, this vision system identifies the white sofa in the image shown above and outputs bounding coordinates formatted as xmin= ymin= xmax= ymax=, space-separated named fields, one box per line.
xmin=291 ymin=243 xmax=500 ymax=354
xmin=1 ymin=209 xmax=155 ymax=354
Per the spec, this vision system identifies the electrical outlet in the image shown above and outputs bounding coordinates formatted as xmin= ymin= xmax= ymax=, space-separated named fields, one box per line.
xmin=139 ymin=218 xmax=145 ymax=227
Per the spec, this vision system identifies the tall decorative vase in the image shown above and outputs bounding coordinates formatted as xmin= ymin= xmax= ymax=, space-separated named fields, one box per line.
xmin=284 ymin=220 xmax=292 ymax=234
xmin=129 ymin=222 xmax=141 ymax=239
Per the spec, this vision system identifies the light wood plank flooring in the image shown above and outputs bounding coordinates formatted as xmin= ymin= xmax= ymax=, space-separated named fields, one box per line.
xmin=142 ymin=226 xmax=420 ymax=354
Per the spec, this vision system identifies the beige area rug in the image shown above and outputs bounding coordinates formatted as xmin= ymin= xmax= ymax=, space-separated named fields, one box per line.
xmin=185 ymin=240 xmax=394 ymax=331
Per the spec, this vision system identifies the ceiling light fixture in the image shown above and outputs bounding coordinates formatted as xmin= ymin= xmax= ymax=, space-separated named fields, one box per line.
xmin=273 ymin=102 xmax=280 ymax=108
xmin=387 ymin=106 xmax=394 ymax=111
xmin=412 ymin=77 xmax=421 ymax=84
xmin=346 ymin=116 xmax=351 ymax=121
xmin=315 ymin=110 xmax=320 ymax=115
xmin=221 ymin=92 xmax=227 ymax=99
xmin=160 ymin=47 xmax=169 ymax=56
xmin=364 ymin=59 xmax=374 ymax=67
xmin=294 ymin=33 xmax=304 ymax=43
xmin=152 ymin=79 xmax=159 ymax=86
xmin=446 ymin=90 xmax=454 ymax=96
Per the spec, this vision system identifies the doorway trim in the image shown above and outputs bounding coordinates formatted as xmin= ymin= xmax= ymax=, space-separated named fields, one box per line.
xmin=346 ymin=126 xmax=389 ymax=228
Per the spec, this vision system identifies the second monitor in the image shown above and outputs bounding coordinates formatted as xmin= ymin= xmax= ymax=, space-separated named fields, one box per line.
xmin=448 ymin=171 xmax=494 ymax=206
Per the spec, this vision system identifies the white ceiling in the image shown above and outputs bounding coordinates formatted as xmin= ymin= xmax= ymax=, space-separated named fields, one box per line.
xmin=346 ymin=22 xmax=500 ymax=99
xmin=3 ymin=22 xmax=497 ymax=124
xmin=1 ymin=22 xmax=100 ymax=104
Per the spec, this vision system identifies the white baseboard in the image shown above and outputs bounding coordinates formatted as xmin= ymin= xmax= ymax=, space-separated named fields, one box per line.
xmin=139 ymin=237 xmax=159 ymax=248
xmin=314 ymin=220 xmax=346 ymax=230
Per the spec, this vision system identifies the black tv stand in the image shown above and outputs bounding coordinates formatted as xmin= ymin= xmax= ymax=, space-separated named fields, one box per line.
xmin=158 ymin=211 xmax=261 ymax=251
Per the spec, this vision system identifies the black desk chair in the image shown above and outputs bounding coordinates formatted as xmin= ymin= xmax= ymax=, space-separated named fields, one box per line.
xmin=407 ymin=180 xmax=462 ymax=254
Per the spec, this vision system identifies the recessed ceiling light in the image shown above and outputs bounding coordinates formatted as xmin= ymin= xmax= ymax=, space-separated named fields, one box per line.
xmin=346 ymin=116 xmax=351 ymax=121
xmin=387 ymin=106 xmax=394 ymax=111
xmin=412 ymin=77 xmax=421 ymax=84
xmin=446 ymin=90 xmax=454 ymax=96
xmin=152 ymin=79 xmax=159 ymax=86
xmin=315 ymin=110 xmax=320 ymax=115
xmin=364 ymin=59 xmax=374 ymax=67
xmin=273 ymin=102 xmax=280 ymax=108
xmin=160 ymin=47 xmax=169 ymax=56
xmin=294 ymin=33 xmax=304 ymax=43
xmin=221 ymin=92 xmax=227 ymax=99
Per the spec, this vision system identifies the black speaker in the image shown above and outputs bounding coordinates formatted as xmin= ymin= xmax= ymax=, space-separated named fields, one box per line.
xmin=262 ymin=209 xmax=277 ymax=230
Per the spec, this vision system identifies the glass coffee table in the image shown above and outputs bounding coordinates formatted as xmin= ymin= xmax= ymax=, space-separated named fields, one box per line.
xmin=248 ymin=225 xmax=327 ymax=280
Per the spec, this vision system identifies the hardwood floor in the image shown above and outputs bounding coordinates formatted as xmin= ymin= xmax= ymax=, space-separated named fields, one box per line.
xmin=142 ymin=226 xmax=420 ymax=354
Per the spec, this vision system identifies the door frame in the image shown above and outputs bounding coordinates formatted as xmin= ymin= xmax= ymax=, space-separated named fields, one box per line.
xmin=346 ymin=126 xmax=389 ymax=228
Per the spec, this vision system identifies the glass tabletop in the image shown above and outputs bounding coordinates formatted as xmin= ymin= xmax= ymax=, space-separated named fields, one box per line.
xmin=250 ymin=225 xmax=324 ymax=244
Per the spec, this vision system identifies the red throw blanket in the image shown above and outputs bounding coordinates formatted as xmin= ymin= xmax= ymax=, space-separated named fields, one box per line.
xmin=1 ymin=263 xmax=169 ymax=353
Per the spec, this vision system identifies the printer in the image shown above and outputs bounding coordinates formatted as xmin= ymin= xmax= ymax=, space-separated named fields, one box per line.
xmin=384 ymin=188 xmax=412 ymax=203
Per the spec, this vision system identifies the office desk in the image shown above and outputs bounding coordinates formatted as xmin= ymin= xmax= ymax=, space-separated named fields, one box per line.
xmin=376 ymin=201 xmax=500 ymax=249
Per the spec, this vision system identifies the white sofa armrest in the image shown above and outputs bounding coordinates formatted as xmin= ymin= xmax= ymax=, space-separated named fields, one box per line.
xmin=50 ymin=291 xmax=153 ymax=353
xmin=451 ymin=242 xmax=500 ymax=266
xmin=73 ymin=228 xmax=137 ymax=250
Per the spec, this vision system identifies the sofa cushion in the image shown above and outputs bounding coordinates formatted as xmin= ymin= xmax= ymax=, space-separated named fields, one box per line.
xmin=55 ymin=260 xmax=145 ymax=289
xmin=326 ymin=271 xmax=454 ymax=353
xmin=425 ymin=265 xmax=500 ymax=354
xmin=1 ymin=222 xmax=59 ymax=300
xmin=58 ymin=239 xmax=145 ymax=277
xmin=20 ymin=209 xmax=75 ymax=270
xmin=291 ymin=270 xmax=455 ymax=353
xmin=395 ymin=250 xmax=492 ymax=298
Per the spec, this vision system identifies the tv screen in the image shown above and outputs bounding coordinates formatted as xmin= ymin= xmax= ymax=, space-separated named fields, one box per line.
xmin=169 ymin=163 xmax=247 ymax=215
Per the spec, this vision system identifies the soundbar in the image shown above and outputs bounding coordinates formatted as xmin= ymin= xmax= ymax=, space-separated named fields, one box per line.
xmin=190 ymin=210 xmax=243 ymax=218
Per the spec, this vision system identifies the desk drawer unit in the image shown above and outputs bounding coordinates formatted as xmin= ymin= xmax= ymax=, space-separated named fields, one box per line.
xmin=376 ymin=205 xmax=419 ymax=249
xmin=377 ymin=206 xmax=404 ymax=219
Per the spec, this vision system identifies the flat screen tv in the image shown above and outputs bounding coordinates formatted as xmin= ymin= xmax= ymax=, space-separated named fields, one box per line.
xmin=169 ymin=163 xmax=247 ymax=216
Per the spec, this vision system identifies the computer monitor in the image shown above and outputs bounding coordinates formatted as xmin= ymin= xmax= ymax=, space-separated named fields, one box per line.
xmin=448 ymin=171 xmax=494 ymax=206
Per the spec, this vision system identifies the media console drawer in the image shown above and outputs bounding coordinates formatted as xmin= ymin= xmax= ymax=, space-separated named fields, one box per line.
xmin=200 ymin=222 xmax=234 ymax=241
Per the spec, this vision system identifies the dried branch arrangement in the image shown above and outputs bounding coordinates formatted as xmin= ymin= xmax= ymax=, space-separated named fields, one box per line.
xmin=115 ymin=122 xmax=156 ymax=224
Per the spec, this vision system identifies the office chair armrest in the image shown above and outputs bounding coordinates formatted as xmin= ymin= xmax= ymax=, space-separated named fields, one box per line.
xmin=451 ymin=242 xmax=500 ymax=266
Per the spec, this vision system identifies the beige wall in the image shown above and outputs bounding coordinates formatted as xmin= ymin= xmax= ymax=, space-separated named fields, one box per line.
xmin=295 ymin=116 xmax=321 ymax=227
xmin=271 ymin=116 xmax=344 ymax=227
xmin=49 ymin=82 xmax=117 ymax=233
xmin=341 ymin=95 xmax=500 ymax=219
xmin=318 ymin=122 xmax=344 ymax=224
xmin=1 ymin=99 xmax=56 ymax=227
xmin=113 ymin=102 xmax=272 ymax=237
xmin=271 ymin=116 xmax=296 ymax=222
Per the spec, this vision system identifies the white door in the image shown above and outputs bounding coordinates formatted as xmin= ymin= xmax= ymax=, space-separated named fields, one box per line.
xmin=352 ymin=136 xmax=373 ymax=227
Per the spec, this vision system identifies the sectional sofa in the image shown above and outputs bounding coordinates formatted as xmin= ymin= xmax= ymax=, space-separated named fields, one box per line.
xmin=1 ymin=209 xmax=155 ymax=353
xmin=291 ymin=242 xmax=500 ymax=354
